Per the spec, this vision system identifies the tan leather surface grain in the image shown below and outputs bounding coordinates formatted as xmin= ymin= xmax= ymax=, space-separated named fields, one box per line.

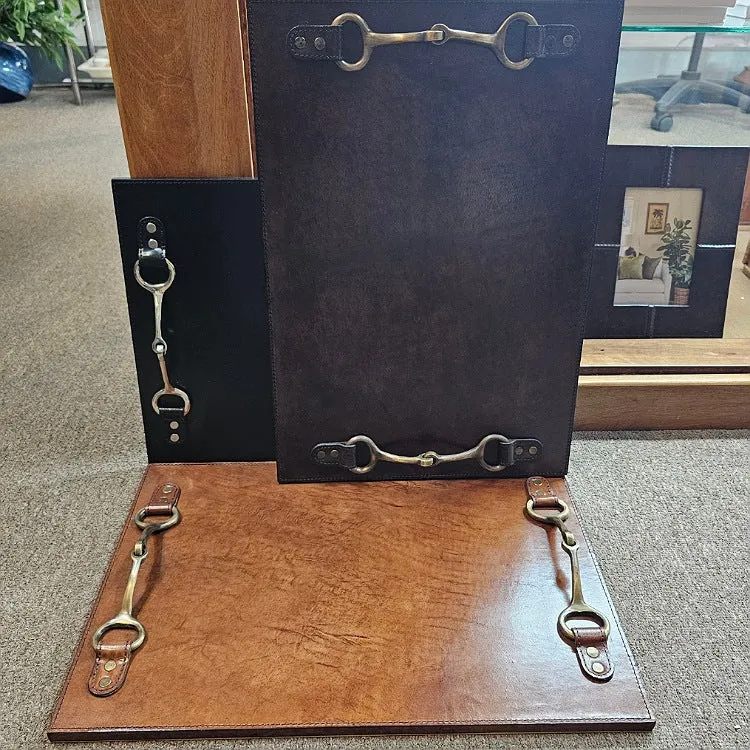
xmin=49 ymin=463 xmax=653 ymax=739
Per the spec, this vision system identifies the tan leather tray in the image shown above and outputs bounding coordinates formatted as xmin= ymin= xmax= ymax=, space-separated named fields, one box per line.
xmin=48 ymin=463 xmax=654 ymax=740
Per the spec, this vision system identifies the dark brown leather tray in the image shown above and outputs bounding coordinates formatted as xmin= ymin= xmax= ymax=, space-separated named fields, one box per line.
xmin=249 ymin=0 xmax=624 ymax=483
xmin=49 ymin=463 xmax=654 ymax=740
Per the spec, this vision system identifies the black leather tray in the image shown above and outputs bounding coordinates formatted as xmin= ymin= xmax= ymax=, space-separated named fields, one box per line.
xmin=113 ymin=178 xmax=274 ymax=463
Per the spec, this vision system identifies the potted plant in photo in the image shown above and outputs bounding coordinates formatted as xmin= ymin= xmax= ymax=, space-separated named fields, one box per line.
xmin=657 ymin=218 xmax=694 ymax=305
xmin=0 ymin=0 xmax=79 ymax=103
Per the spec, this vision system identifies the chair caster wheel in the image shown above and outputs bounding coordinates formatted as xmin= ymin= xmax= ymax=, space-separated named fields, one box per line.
xmin=651 ymin=113 xmax=673 ymax=132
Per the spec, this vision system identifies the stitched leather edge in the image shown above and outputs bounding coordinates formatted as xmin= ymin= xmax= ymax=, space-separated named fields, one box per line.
xmin=564 ymin=478 xmax=654 ymax=719
xmin=48 ymin=469 xmax=151 ymax=731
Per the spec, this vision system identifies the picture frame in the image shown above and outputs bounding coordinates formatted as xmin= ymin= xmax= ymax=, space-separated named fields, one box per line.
xmin=644 ymin=202 xmax=669 ymax=234
xmin=586 ymin=145 xmax=749 ymax=339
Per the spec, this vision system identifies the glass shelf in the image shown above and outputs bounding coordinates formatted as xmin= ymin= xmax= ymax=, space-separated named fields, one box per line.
xmin=623 ymin=25 xmax=750 ymax=34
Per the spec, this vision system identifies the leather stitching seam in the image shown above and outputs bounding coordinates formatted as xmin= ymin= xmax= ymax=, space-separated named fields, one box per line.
xmin=566 ymin=480 xmax=653 ymax=717
xmin=49 ymin=471 xmax=151 ymax=728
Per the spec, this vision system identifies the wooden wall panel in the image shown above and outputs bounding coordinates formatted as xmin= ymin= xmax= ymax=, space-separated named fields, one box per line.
xmin=100 ymin=0 xmax=254 ymax=178
xmin=575 ymin=374 xmax=750 ymax=430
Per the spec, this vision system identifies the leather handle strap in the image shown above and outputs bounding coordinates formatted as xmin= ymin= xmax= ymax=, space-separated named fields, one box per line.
xmin=142 ymin=482 xmax=181 ymax=516
xmin=526 ymin=475 xmax=560 ymax=507
xmin=88 ymin=483 xmax=181 ymax=697
xmin=313 ymin=441 xmax=358 ymax=469
xmin=313 ymin=435 xmax=542 ymax=473
xmin=157 ymin=405 xmax=188 ymax=447
xmin=526 ymin=477 xmax=615 ymax=683
xmin=573 ymin=626 xmax=614 ymax=682
xmin=289 ymin=22 xmax=580 ymax=62
xmin=88 ymin=643 xmax=132 ymax=697
xmin=524 ymin=24 xmax=580 ymax=58
xmin=288 ymin=25 xmax=343 ymax=60
xmin=137 ymin=216 xmax=167 ymax=268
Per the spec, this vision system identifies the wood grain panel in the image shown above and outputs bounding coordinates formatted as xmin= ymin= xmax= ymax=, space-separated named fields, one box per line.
xmin=581 ymin=339 xmax=750 ymax=375
xmin=100 ymin=0 xmax=254 ymax=178
xmin=575 ymin=374 xmax=750 ymax=430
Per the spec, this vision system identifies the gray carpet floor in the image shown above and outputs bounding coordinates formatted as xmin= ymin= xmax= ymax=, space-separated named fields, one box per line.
xmin=1 ymin=89 xmax=749 ymax=750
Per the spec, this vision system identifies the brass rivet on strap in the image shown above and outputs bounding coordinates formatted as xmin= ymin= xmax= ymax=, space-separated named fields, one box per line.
xmin=163 ymin=484 xmax=173 ymax=493
xmin=515 ymin=446 xmax=523 ymax=455
xmin=170 ymin=434 xmax=180 ymax=443
xmin=146 ymin=222 xmax=157 ymax=234
xmin=103 ymin=660 xmax=117 ymax=671
xmin=529 ymin=446 xmax=538 ymax=455
xmin=533 ymin=478 xmax=543 ymax=485
xmin=98 ymin=676 xmax=113 ymax=688
xmin=169 ymin=421 xmax=179 ymax=430
xmin=330 ymin=449 xmax=339 ymax=458
xmin=586 ymin=646 xmax=600 ymax=658
xmin=591 ymin=662 xmax=606 ymax=674
xmin=314 ymin=36 xmax=326 ymax=50
xmin=294 ymin=36 xmax=306 ymax=50
xmin=563 ymin=34 xmax=575 ymax=48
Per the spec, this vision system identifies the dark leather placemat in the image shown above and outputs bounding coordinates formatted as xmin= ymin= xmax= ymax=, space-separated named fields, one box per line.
xmin=49 ymin=463 xmax=653 ymax=740
xmin=248 ymin=1 xmax=624 ymax=482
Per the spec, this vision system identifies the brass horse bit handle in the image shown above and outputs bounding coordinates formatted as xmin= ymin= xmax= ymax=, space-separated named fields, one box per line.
xmin=134 ymin=257 xmax=191 ymax=417
xmin=333 ymin=11 xmax=538 ymax=72
xmin=89 ymin=484 xmax=181 ymax=697
xmin=525 ymin=477 xmax=614 ymax=682
xmin=313 ymin=433 xmax=541 ymax=474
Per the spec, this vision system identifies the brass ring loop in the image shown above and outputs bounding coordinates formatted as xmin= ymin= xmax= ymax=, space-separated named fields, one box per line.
xmin=134 ymin=257 xmax=176 ymax=294
xmin=332 ymin=13 xmax=373 ymax=72
xmin=496 ymin=11 xmax=538 ymax=71
xmin=134 ymin=505 xmax=182 ymax=532
xmin=91 ymin=616 xmax=146 ymax=652
xmin=345 ymin=435 xmax=378 ymax=473
xmin=152 ymin=387 xmax=192 ymax=416
xmin=558 ymin=606 xmax=611 ymax=643
xmin=430 ymin=23 xmax=450 ymax=46
xmin=477 ymin=434 xmax=510 ymax=472
xmin=525 ymin=496 xmax=571 ymax=524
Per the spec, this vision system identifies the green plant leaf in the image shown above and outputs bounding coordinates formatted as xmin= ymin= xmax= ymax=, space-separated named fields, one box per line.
xmin=0 ymin=0 xmax=80 ymax=68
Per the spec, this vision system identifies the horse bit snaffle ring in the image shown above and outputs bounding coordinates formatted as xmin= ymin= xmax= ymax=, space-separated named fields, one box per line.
xmin=332 ymin=12 xmax=539 ymax=72
xmin=89 ymin=484 xmax=181 ymax=696
xmin=134 ymin=257 xmax=191 ymax=417
xmin=525 ymin=476 xmax=614 ymax=681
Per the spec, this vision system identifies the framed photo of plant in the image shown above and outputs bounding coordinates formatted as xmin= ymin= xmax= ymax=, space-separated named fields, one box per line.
xmin=586 ymin=145 xmax=749 ymax=339
xmin=614 ymin=186 xmax=703 ymax=309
